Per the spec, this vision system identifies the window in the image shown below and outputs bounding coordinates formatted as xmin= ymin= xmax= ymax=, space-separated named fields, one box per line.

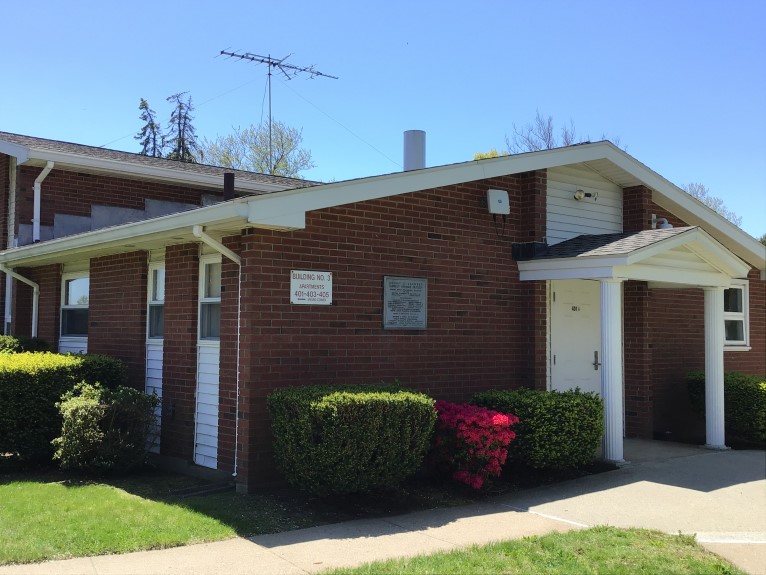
xmin=724 ymin=280 xmax=749 ymax=347
xmin=199 ymin=258 xmax=221 ymax=340
xmin=61 ymin=274 xmax=89 ymax=337
xmin=148 ymin=265 xmax=165 ymax=339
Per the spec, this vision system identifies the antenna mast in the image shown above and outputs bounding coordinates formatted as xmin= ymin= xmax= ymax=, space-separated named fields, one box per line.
xmin=219 ymin=50 xmax=338 ymax=174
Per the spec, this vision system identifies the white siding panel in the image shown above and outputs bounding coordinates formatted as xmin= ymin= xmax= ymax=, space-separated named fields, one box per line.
xmin=59 ymin=338 xmax=87 ymax=354
xmin=194 ymin=344 xmax=220 ymax=469
xmin=145 ymin=341 xmax=163 ymax=454
xmin=547 ymin=166 xmax=623 ymax=245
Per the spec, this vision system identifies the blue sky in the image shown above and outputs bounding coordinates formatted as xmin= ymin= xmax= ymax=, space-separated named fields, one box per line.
xmin=1 ymin=0 xmax=764 ymax=237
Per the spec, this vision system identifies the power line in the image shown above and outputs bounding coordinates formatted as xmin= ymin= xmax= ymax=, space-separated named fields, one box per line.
xmin=219 ymin=50 xmax=338 ymax=174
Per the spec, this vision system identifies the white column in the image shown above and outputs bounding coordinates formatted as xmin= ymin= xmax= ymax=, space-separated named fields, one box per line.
xmin=600 ymin=278 xmax=625 ymax=463
xmin=704 ymin=287 xmax=727 ymax=449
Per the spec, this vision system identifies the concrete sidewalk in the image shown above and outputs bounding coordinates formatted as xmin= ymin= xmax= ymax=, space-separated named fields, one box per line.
xmin=2 ymin=441 xmax=764 ymax=575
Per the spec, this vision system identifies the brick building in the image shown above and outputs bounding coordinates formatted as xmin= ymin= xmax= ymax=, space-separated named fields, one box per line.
xmin=1 ymin=132 xmax=763 ymax=492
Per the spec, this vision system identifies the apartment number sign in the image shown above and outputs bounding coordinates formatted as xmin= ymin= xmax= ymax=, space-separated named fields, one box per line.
xmin=383 ymin=276 xmax=428 ymax=329
xmin=290 ymin=270 xmax=332 ymax=305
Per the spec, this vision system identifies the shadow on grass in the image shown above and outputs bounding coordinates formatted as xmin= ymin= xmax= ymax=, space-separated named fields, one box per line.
xmin=0 ymin=454 xmax=615 ymax=539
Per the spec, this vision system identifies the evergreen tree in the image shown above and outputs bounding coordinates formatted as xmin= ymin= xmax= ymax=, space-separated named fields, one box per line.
xmin=164 ymin=92 xmax=199 ymax=163
xmin=135 ymin=98 xmax=163 ymax=157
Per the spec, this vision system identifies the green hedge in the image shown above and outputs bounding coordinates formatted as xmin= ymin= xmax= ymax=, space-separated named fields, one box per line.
xmin=53 ymin=383 xmax=160 ymax=474
xmin=687 ymin=371 xmax=766 ymax=445
xmin=0 ymin=335 xmax=50 ymax=353
xmin=268 ymin=384 xmax=437 ymax=495
xmin=472 ymin=388 xmax=604 ymax=469
xmin=0 ymin=352 xmax=129 ymax=461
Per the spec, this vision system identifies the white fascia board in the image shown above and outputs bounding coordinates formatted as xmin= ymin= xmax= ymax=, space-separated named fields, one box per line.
xmin=599 ymin=147 xmax=766 ymax=271
xmin=0 ymin=140 xmax=29 ymax=164
xmin=519 ymin=266 xmax=617 ymax=281
xmin=518 ymin=255 xmax=629 ymax=272
xmin=0 ymin=200 xmax=250 ymax=268
xmin=23 ymin=148 xmax=292 ymax=194
xmin=612 ymin=264 xmax=731 ymax=287
xmin=245 ymin=142 xmax=621 ymax=222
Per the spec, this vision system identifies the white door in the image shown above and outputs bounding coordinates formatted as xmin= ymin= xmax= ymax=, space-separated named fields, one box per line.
xmin=550 ymin=280 xmax=601 ymax=395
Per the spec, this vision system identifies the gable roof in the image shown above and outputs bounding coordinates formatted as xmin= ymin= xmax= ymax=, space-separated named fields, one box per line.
xmin=0 ymin=139 xmax=763 ymax=273
xmin=528 ymin=227 xmax=693 ymax=259
xmin=0 ymin=131 xmax=316 ymax=194
xmin=516 ymin=226 xmax=752 ymax=287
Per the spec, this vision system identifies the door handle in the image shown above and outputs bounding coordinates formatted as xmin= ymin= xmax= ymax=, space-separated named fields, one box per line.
xmin=593 ymin=350 xmax=601 ymax=370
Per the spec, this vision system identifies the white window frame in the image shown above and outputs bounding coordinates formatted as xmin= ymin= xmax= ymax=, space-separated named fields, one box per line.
xmin=198 ymin=254 xmax=222 ymax=342
xmin=724 ymin=279 xmax=749 ymax=350
xmin=147 ymin=262 xmax=165 ymax=340
xmin=60 ymin=272 xmax=89 ymax=340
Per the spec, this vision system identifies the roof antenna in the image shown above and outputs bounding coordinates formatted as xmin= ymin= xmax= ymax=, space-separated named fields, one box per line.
xmin=219 ymin=50 xmax=338 ymax=175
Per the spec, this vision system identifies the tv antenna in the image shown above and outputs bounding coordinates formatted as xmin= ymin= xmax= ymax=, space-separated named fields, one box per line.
xmin=219 ymin=50 xmax=338 ymax=175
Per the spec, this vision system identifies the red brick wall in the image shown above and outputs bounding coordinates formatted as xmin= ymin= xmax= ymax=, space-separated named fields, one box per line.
xmin=160 ymin=243 xmax=200 ymax=461
xmin=0 ymin=155 xmax=9 ymax=250
xmin=0 ymin=155 xmax=9 ymax=327
xmin=623 ymin=280 xmax=653 ymax=437
xmin=726 ymin=268 xmax=766 ymax=375
xmin=234 ymin=174 xmax=545 ymax=484
xmin=518 ymin=171 xmax=548 ymax=389
xmin=89 ymin=252 xmax=148 ymax=389
xmin=15 ymin=166 xmax=222 ymax=227
xmin=217 ymin=235 xmax=242 ymax=478
xmin=648 ymin=269 xmax=766 ymax=441
xmin=623 ymin=186 xmax=653 ymax=232
xmin=12 ymin=264 xmax=61 ymax=346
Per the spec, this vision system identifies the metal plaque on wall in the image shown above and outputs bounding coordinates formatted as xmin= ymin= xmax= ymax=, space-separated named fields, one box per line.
xmin=383 ymin=276 xmax=427 ymax=329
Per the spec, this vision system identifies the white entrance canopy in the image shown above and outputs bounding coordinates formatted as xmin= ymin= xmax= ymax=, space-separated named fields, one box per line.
xmin=517 ymin=227 xmax=751 ymax=287
xmin=516 ymin=227 xmax=752 ymax=463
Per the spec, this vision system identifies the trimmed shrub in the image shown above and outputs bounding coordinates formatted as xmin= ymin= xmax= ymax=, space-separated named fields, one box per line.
xmin=73 ymin=354 xmax=129 ymax=389
xmin=268 ymin=384 xmax=437 ymax=495
xmin=0 ymin=352 xmax=130 ymax=461
xmin=473 ymin=388 xmax=603 ymax=469
xmin=687 ymin=371 xmax=766 ymax=445
xmin=0 ymin=353 xmax=82 ymax=460
xmin=430 ymin=401 xmax=518 ymax=489
xmin=0 ymin=335 xmax=50 ymax=353
xmin=52 ymin=382 xmax=160 ymax=474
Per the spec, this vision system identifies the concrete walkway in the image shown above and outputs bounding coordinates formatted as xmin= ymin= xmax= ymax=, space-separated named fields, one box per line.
xmin=2 ymin=441 xmax=765 ymax=575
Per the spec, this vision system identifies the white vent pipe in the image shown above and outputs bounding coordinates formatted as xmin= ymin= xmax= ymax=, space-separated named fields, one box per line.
xmin=32 ymin=161 xmax=54 ymax=242
xmin=403 ymin=130 xmax=426 ymax=171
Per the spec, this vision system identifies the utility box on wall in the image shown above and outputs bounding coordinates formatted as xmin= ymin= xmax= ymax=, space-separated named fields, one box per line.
xmin=487 ymin=189 xmax=510 ymax=215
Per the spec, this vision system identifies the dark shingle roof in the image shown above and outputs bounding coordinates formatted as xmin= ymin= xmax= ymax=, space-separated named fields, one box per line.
xmin=538 ymin=227 xmax=696 ymax=259
xmin=0 ymin=131 xmax=318 ymax=191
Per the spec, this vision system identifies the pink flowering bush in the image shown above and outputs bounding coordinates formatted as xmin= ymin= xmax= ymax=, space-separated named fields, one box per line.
xmin=430 ymin=400 xmax=518 ymax=489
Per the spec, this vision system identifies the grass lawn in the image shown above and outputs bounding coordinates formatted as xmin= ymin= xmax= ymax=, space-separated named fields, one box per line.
xmin=0 ymin=466 xmax=476 ymax=565
xmin=324 ymin=526 xmax=746 ymax=575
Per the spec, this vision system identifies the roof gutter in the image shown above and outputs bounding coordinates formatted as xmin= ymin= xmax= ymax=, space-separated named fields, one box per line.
xmin=0 ymin=265 xmax=38 ymax=337
xmin=33 ymin=161 xmax=54 ymax=242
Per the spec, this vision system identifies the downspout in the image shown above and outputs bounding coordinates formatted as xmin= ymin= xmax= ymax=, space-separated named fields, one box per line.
xmin=4 ymin=158 xmax=17 ymax=334
xmin=192 ymin=225 xmax=242 ymax=479
xmin=33 ymin=161 xmax=54 ymax=243
xmin=0 ymin=265 xmax=38 ymax=337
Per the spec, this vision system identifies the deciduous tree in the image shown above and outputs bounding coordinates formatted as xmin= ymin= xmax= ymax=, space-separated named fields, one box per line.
xmin=200 ymin=122 xmax=314 ymax=178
